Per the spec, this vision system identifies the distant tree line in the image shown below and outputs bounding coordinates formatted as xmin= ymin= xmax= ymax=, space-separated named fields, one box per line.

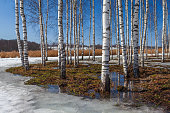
xmin=0 ymin=39 xmax=40 ymax=52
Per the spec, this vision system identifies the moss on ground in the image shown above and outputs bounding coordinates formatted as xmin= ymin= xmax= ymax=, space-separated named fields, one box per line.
xmin=6 ymin=62 xmax=104 ymax=98
xmin=6 ymin=62 xmax=170 ymax=110
xmin=135 ymin=74 xmax=170 ymax=111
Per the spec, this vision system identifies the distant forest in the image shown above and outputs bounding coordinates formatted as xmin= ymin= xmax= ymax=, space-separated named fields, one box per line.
xmin=0 ymin=39 xmax=40 ymax=52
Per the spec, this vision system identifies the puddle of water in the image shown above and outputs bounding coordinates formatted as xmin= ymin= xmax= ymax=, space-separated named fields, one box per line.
xmin=53 ymin=67 xmax=59 ymax=69
xmin=53 ymin=67 xmax=76 ymax=70
xmin=47 ymin=85 xmax=60 ymax=93
xmin=81 ymin=64 xmax=89 ymax=66
xmin=81 ymin=64 xmax=90 ymax=68
xmin=13 ymin=74 xmax=22 ymax=77
xmin=110 ymin=72 xmax=142 ymax=104
xmin=41 ymin=72 xmax=135 ymax=101
xmin=40 ymin=85 xmax=60 ymax=93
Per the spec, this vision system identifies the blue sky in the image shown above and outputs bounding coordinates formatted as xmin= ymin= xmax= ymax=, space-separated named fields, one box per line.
xmin=0 ymin=0 xmax=169 ymax=46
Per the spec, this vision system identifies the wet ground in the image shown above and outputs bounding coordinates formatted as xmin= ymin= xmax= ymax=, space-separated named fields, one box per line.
xmin=0 ymin=57 xmax=165 ymax=113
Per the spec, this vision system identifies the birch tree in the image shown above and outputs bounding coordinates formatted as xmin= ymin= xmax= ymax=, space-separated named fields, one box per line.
xmin=165 ymin=1 xmax=168 ymax=55
xmin=15 ymin=0 xmax=24 ymax=67
xmin=73 ymin=0 xmax=77 ymax=66
xmin=133 ymin=0 xmax=139 ymax=78
xmin=58 ymin=0 xmax=66 ymax=78
xmin=146 ymin=25 xmax=148 ymax=60
xmin=77 ymin=0 xmax=81 ymax=64
xmin=92 ymin=0 xmax=95 ymax=61
xmin=162 ymin=0 xmax=166 ymax=62
xmin=116 ymin=0 xmax=120 ymax=65
xmin=69 ymin=0 xmax=72 ymax=64
xmin=20 ymin=0 xmax=29 ymax=70
xmin=80 ymin=0 xmax=84 ymax=60
xmin=89 ymin=0 xmax=91 ymax=60
xmin=45 ymin=0 xmax=49 ymax=61
xmin=118 ymin=0 xmax=128 ymax=77
xmin=141 ymin=0 xmax=148 ymax=67
xmin=154 ymin=0 xmax=158 ymax=57
xmin=66 ymin=0 xmax=69 ymax=64
xmin=129 ymin=0 xmax=133 ymax=64
xmin=39 ymin=0 xmax=46 ymax=66
xmin=126 ymin=0 xmax=129 ymax=63
xmin=75 ymin=0 xmax=78 ymax=65
xmin=140 ymin=0 xmax=144 ymax=62
xmin=101 ymin=0 xmax=110 ymax=92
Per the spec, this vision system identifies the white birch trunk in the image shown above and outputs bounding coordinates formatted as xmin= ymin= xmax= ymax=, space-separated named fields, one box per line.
xmin=140 ymin=0 xmax=144 ymax=61
xmin=118 ymin=0 xmax=128 ymax=77
xmin=165 ymin=1 xmax=168 ymax=55
xmin=101 ymin=0 xmax=110 ymax=92
xmin=126 ymin=0 xmax=129 ymax=63
xmin=162 ymin=0 xmax=166 ymax=62
xmin=80 ymin=0 xmax=84 ymax=60
xmin=39 ymin=0 xmax=46 ymax=66
xmin=58 ymin=0 xmax=66 ymax=78
xmin=69 ymin=0 xmax=72 ymax=64
xmin=92 ymin=0 xmax=95 ymax=61
xmin=77 ymin=0 xmax=81 ymax=64
xmin=15 ymin=0 xmax=24 ymax=67
xmin=129 ymin=0 xmax=133 ymax=65
xmin=165 ymin=1 xmax=168 ymax=56
xmin=116 ymin=0 xmax=120 ymax=65
xmin=141 ymin=0 xmax=148 ymax=67
xmin=146 ymin=26 xmax=148 ymax=60
xmin=154 ymin=0 xmax=158 ymax=57
xmin=133 ymin=0 xmax=139 ymax=78
xmin=73 ymin=0 xmax=77 ymax=66
xmin=20 ymin=0 xmax=29 ymax=70
xmin=66 ymin=0 xmax=69 ymax=64
xmin=45 ymin=0 xmax=49 ymax=61
xmin=89 ymin=0 xmax=91 ymax=60
xmin=75 ymin=0 xmax=78 ymax=65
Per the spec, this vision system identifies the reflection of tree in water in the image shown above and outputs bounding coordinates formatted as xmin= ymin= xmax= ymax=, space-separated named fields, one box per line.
xmin=110 ymin=72 xmax=140 ymax=105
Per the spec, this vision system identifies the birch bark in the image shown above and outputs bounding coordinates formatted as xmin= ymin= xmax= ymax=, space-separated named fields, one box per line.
xmin=69 ymin=0 xmax=72 ymax=64
xmin=162 ymin=0 xmax=166 ymax=62
xmin=80 ymin=0 xmax=84 ymax=60
xmin=118 ymin=0 xmax=128 ymax=77
xmin=141 ymin=0 xmax=148 ymax=67
xmin=133 ymin=0 xmax=139 ymax=78
xmin=126 ymin=0 xmax=129 ymax=63
xmin=116 ymin=0 xmax=120 ymax=65
xmin=15 ymin=0 xmax=24 ymax=67
xmin=129 ymin=0 xmax=133 ymax=65
xmin=101 ymin=0 xmax=110 ymax=92
xmin=154 ymin=0 xmax=158 ymax=57
xmin=20 ymin=0 xmax=29 ymax=70
xmin=89 ymin=0 xmax=91 ymax=60
xmin=92 ymin=0 xmax=95 ymax=61
xmin=73 ymin=0 xmax=77 ymax=66
xmin=45 ymin=0 xmax=49 ymax=61
xmin=58 ymin=0 xmax=66 ymax=78
xmin=39 ymin=0 xmax=46 ymax=66
xmin=66 ymin=0 xmax=69 ymax=64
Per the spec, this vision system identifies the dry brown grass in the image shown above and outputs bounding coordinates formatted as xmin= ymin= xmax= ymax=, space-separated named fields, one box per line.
xmin=0 ymin=51 xmax=19 ymax=58
xmin=0 ymin=48 xmax=168 ymax=58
